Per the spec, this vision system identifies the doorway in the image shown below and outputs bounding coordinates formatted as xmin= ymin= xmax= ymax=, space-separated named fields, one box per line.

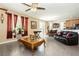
xmin=39 ymin=20 xmax=45 ymax=38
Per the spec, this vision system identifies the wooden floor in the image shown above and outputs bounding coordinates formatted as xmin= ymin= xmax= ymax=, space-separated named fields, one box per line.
xmin=0 ymin=37 xmax=79 ymax=56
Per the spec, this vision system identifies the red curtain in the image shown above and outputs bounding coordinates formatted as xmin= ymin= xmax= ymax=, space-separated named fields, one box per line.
xmin=7 ymin=13 xmax=12 ymax=38
xmin=21 ymin=16 xmax=24 ymax=28
xmin=14 ymin=15 xmax=18 ymax=28
xmin=24 ymin=17 xmax=28 ymax=36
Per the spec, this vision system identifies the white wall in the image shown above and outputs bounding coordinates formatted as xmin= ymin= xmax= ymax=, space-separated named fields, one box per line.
xmin=28 ymin=17 xmax=39 ymax=35
xmin=59 ymin=21 xmax=65 ymax=30
xmin=0 ymin=10 xmax=7 ymax=40
xmin=49 ymin=22 xmax=53 ymax=30
xmin=45 ymin=21 xmax=49 ymax=33
xmin=48 ymin=20 xmax=65 ymax=31
xmin=39 ymin=20 xmax=46 ymax=38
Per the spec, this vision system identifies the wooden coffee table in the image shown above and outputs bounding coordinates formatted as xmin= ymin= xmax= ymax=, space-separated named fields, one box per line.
xmin=18 ymin=37 xmax=46 ymax=52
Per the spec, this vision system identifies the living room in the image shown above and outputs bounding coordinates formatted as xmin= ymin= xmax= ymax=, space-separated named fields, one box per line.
xmin=0 ymin=3 xmax=79 ymax=56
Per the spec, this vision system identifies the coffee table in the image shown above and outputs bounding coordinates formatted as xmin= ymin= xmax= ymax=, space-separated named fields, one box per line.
xmin=18 ymin=37 xmax=46 ymax=52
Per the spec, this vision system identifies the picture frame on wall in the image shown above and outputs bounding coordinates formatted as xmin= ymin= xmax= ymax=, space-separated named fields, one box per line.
xmin=53 ymin=23 xmax=60 ymax=28
xmin=31 ymin=21 xmax=37 ymax=29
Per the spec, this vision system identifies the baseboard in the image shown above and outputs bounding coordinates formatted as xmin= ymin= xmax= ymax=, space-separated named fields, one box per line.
xmin=0 ymin=39 xmax=17 ymax=45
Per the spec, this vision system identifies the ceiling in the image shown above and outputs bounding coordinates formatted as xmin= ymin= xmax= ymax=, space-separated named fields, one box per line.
xmin=0 ymin=3 xmax=79 ymax=21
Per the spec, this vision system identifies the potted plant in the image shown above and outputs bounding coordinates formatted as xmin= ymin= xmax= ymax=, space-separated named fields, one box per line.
xmin=21 ymin=27 xmax=24 ymax=35
xmin=17 ymin=28 xmax=22 ymax=34
xmin=12 ymin=29 xmax=16 ymax=38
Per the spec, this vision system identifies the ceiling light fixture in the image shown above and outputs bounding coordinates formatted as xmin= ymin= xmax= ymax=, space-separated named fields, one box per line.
xmin=31 ymin=3 xmax=38 ymax=11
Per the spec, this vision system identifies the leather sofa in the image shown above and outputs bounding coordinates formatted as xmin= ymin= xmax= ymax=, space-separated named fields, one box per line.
xmin=54 ymin=31 xmax=78 ymax=45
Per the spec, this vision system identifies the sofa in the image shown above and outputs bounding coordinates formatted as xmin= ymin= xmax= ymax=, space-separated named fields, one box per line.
xmin=54 ymin=31 xmax=78 ymax=45
xmin=47 ymin=30 xmax=57 ymax=36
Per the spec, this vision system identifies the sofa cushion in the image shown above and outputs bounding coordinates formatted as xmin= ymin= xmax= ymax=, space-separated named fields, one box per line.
xmin=63 ymin=31 xmax=69 ymax=35
xmin=66 ymin=32 xmax=72 ymax=39
xmin=57 ymin=31 xmax=63 ymax=36
xmin=55 ymin=31 xmax=78 ymax=45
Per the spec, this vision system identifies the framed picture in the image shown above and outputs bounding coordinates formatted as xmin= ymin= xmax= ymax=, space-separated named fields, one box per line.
xmin=31 ymin=21 xmax=37 ymax=29
xmin=53 ymin=23 xmax=60 ymax=28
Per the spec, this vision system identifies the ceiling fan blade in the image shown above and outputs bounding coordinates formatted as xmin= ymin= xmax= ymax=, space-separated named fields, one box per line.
xmin=37 ymin=7 xmax=45 ymax=10
xmin=22 ymin=3 xmax=31 ymax=7
xmin=25 ymin=9 xmax=31 ymax=12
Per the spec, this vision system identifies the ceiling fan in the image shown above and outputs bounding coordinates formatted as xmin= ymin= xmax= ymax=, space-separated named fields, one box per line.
xmin=22 ymin=3 xmax=45 ymax=12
